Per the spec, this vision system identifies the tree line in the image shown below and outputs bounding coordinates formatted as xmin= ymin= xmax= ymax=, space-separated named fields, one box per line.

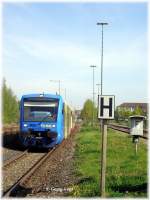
xmin=2 ymin=79 xmax=19 ymax=124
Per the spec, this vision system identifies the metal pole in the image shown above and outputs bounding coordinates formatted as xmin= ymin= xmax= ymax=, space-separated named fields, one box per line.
xmin=96 ymin=84 xmax=100 ymax=109
xmin=135 ymin=143 xmax=138 ymax=155
xmin=93 ymin=67 xmax=94 ymax=126
xmin=96 ymin=83 xmax=101 ymax=96
xmin=90 ymin=65 xmax=96 ymax=126
xmin=97 ymin=22 xmax=108 ymax=197
xmin=101 ymin=25 xmax=103 ymax=149
xmin=101 ymin=25 xmax=103 ymax=95
xmin=65 ymin=88 xmax=66 ymax=100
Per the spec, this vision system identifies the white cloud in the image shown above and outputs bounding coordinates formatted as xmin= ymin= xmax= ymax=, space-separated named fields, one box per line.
xmin=4 ymin=33 xmax=147 ymax=73
xmin=5 ymin=35 xmax=98 ymax=67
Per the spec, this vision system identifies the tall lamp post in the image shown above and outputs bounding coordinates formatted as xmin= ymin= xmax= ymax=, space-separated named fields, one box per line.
xmin=97 ymin=22 xmax=108 ymax=197
xmin=97 ymin=22 xmax=108 ymax=95
xmin=96 ymin=83 xmax=101 ymax=108
xmin=50 ymin=80 xmax=61 ymax=95
xmin=61 ymin=88 xmax=67 ymax=100
xmin=90 ymin=65 xmax=96 ymax=126
xmin=96 ymin=83 xmax=101 ymax=96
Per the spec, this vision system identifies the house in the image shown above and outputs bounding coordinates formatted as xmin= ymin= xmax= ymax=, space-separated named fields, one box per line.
xmin=117 ymin=103 xmax=148 ymax=114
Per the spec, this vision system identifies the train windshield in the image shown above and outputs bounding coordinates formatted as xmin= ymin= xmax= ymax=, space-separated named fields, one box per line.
xmin=23 ymin=100 xmax=59 ymax=122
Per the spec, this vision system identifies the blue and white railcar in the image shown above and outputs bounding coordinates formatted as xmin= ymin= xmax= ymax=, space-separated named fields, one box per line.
xmin=19 ymin=93 xmax=64 ymax=148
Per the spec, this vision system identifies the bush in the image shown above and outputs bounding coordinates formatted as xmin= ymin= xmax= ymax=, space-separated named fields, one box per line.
xmin=2 ymin=79 xmax=19 ymax=124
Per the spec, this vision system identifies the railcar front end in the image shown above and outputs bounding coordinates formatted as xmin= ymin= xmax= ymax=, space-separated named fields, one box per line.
xmin=19 ymin=94 xmax=64 ymax=148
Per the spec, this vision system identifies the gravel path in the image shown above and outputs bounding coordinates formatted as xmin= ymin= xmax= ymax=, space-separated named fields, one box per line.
xmin=3 ymin=152 xmax=45 ymax=193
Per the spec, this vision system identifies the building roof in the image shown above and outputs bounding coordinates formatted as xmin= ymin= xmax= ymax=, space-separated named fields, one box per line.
xmin=118 ymin=103 xmax=148 ymax=111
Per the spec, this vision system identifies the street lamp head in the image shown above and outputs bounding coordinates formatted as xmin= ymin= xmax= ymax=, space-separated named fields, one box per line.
xmin=50 ymin=80 xmax=60 ymax=82
xmin=90 ymin=65 xmax=97 ymax=68
xmin=97 ymin=22 xmax=108 ymax=26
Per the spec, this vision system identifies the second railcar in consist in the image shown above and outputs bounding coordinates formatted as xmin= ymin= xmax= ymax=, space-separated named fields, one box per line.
xmin=19 ymin=93 xmax=75 ymax=148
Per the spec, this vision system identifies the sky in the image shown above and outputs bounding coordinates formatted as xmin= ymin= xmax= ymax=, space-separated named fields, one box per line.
xmin=2 ymin=2 xmax=148 ymax=109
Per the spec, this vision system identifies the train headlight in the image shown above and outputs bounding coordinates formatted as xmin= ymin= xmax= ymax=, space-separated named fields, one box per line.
xmin=24 ymin=124 xmax=28 ymax=127
xmin=45 ymin=124 xmax=51 ymax=128
xmin=41 ymin=124 xmax=45 ymax=128
xmin=52 ymin=124 xmax=56 ymax=128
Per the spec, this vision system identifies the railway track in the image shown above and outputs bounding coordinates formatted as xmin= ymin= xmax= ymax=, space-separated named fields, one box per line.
xmin=108 ymin=123 xmax=148 ymax=139
xmin=3 ymin=148 xmax=56 ymax=197
xmin=3 ymin=149 xmax=28 ymax=168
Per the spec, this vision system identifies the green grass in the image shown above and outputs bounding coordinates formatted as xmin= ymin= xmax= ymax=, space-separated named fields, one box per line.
xmin=71 ymin=126 xmax=147 ymax=197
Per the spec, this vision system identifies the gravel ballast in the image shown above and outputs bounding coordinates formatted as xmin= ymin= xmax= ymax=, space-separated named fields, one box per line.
xmin=25 ymin=132 xmax=78 ymax=197
xmin=3 ymin=152 xmax=45 ymax=193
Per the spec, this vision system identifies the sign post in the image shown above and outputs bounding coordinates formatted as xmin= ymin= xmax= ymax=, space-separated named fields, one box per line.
xmin=100 ymin=118 xmax=107 ymax=197
xmin=98 ymin=95 xmax=115 ymax=197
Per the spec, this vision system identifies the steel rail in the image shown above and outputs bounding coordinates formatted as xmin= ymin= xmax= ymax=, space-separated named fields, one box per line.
xmin=3 ymin=148 xmax=56 ymax=197
xmin=3 ymin=149 xmax=28 ymax=168
xmin=108 ymin=123 xmax=148 ymax=139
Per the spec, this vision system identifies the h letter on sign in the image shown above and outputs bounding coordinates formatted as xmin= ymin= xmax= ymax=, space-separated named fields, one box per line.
xmin=98 ymin=95 xmax=115 ymax=119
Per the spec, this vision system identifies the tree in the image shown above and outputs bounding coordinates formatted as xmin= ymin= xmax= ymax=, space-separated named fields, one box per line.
xmin=80 ymin=99 xmax=97 ymax=125
xmin=133 ymin=106 xmax=144 ymax=116
xmin=115 ymin=107 xmax=132 ymax=121
xmin=2 ymin=79 xmax=19 ymax=124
